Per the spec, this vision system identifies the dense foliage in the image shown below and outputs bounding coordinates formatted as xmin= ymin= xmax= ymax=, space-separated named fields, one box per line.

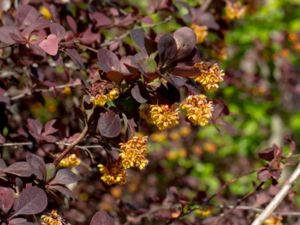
xmin=1 ymin=0 xmax=300 ymax=224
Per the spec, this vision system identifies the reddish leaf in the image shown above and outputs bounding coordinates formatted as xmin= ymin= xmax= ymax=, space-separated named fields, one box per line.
xmin=257 ymin=169 xmax=271 ymax=182
xmin=26 ymin=153 xmax=46 ymax=180
xmin=48 ymin=185 xmax=75 ymax=199
xmin=173 ymin=27 xmax=196 ymax=60
xmin=0 ymin=187 xmax=15 ymax=213
xmin=65 ymin=48 xmax=84 ymax=68
xmin=0 ymin=26 xmax=22 ymax=45
xmin=4 ymin=162 xmax=32 ymax=177
xmin=39 ymin=34 xmax=59 ymax=56
xmin=90 ymin=211 xmax=115 ymax=225
xmin=0 ymin=159 xmax=7 ymax=169
xmin=49 ymin=23 xmax=66 ymax=41
xmin=66 ymin=15 xmax=77 ymax=33
xmin=89 ymin=12 xmax=112 ymax=27
xmin=0 ymin=134 xmax=5 ymax=144
xmin=13 ymin=186 xmax=47 ymax=217
xmin=130 ymin=29 xmax=145 ymax=50
xmin=15 ymin=5 xmax=40 ymax=29
xmin=158 ymin=33 xmax=177 ymax=66
xmin=98 ymin=111 xmax=121 ymax=138
xmin=27 ymin=118 xmax=43 ymax=140
xmin=9 ymin=218 xmax=35 ymax=225
xmin=131 ymin=85 xmax=147 ymax=103
xmin=97 ymin=49 xmax=121 ymax=72
xmin=49 ymin=168 xmax=80 ymax=186
xmin=79 ymin=26 xmax=100 ymax=44
xmin=43 ymin=120 xmax=58 ymax=136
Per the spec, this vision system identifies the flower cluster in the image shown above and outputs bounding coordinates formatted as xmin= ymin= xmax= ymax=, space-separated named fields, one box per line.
xmin=91 ymin=88 xmax=120 ymax=107
xmin=194 ymin=62 xmax=225 ymax=91
xmin=98 ymin=136 xmax=148 ymax=185
xmin=180 ymin=95 xmax=213 ymax=126
xmin=98 ymin=159 xmax=127 ymax=185
xmin=225 ymin=0 xmax=246 ymax=21
xmin=58 ymin=154 xmax=80 ymax=168
xmin=149 ymin=104 xmax=179 ymax=130
xmin=263 ymin=216 xmax=282 ymax=225
xmin=120 ymin=136 xmax=148 ymax=170
xmin=190 ymin=24 xmax=208 ymax=44
xmin=41 ymin=210 xmax=70 ymax=225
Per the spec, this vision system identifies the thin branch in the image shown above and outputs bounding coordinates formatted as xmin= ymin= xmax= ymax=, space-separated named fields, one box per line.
xmin=53 ymin=125 xmax=88 ymax=166
xmin=0 ymin=142 xmax=33 ymax=147
xmin=251 ymin=161 xmax=300 ymax=225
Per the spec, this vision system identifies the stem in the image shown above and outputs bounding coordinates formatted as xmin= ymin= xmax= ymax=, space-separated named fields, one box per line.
xmin=251 ymin=161 xmax=300 ymax=225
xmin=53 ymin=125 xmax=88 ymax=166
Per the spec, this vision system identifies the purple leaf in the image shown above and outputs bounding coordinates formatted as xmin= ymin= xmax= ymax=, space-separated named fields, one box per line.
xmin=0 ymin=187 xmax=15 ymax=213
xmin=4 ymin=162 xmax=32 ymax=177
xmin=97 ymin=49 xmax=121 ymax=72
xmin=15 ymin=5 xmax=40 ymax=29
xmin=65 ymin=48 xmax=84 ymax=68
xmin=27 ymin=118 xmax=43 ymax=140
xmin=130 ymin=29 xmax=145 ymax=50
xmin=48 ymin=185 xmax=75 ymax=199
xmin=173 ymin=27 xmax=196 ymax=60
xmin=90 ymin=211 xmax=115 ymax=225
xmin=0 ymin=26 xmax=22 ymax=45
xmin=26 ymin=153 xmax=46 ymax=180
xmin=13 ymin=186 xmax=47 ymax=217
xmin=0 ymin=134 xmax=5 ymax=144
xmin=9 ymin=218 xmax=35 ymax=225
xmin=49 ymin=168 xmax=80 ymax=186
xmin=66 ymin=15 xmax=77 ymax=33
xmin=0 ymin=159 xmax=7 ymax=169
xmin=131 ymin=85 xmax=147 ymax=103
xmin=39 ymin=34 xmax=59 ymax=56
xmin=98 ymin=110 xmax=121 ymax=138
xmin=43 ymin=120 xmax=58 ymax=136
xmin=89 ymin=12 xmax=112 ymax=27
xmin=49 ymin=23 xmax=66 ymax=41
xmin=79 ymin=26 xmax=100 ymax=44
xmin=158 ymin=33 xmax=177 ymax=66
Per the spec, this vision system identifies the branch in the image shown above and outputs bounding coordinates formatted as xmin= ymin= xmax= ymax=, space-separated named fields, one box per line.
xmin=251 ymin=161 xmax=300 ymax=225
xmin=53 ymin=125 xmax=88 ymax=166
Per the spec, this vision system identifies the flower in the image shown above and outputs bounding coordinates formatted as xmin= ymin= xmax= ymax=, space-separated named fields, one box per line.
xmin=180 ymin=94 xmax=213 ymax=126
xmin=39 ymin=6 xmax=52 ymax=20
xmin=263 ymin=216 xmax=283 ymax=225
xmin=98 ymin=159 xmax=126 ymax=185
xmin=225 ymin=1 xmax=246 ymax=21
xmin=90 ymin=94 xmax=108 ymax=107
xmin=41 ymin=210 xmax=70 ymax=225
xmin=194 ymin=62 xmax=225 ymax=91
xmin=119 ymin=136 xmax=148 ymax=170
xmin=59 ymin=154 xmax=80 ymax=168
xmin=149 ymin=104 xmax=179 ymax=130
xmin=191 ymin=24 xmax=208 ymax=44
xmin=107 ymin=88 xmax=120 ymax=101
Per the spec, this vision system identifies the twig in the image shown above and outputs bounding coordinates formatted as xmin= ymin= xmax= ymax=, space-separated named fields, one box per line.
xmin=0 ymin=142 xmax=33 ymax=147
xmin=53 ymin=125 xmax=88 ymax=166
xmin=251 ymin=161 xmax=300 ymax=225
xmin=201 ymin=0 xmax=213 ymax=11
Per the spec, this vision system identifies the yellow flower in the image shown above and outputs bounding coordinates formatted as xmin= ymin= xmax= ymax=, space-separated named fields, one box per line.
xmin=150 ymin=131 xmax=168 ymax=142
xmin=62 ymin=86 xmax=72 ymax=95
xmin=225 ymin=1 xmax=246 ymax=21
xmin=149 ymin=104 xmax=179 ymax=130
xmin=194 ymin=207 xmax=213 ymax=218
xmin=98 ymin=159 xmax=126 ymax=185
xmin=41 ymin=210 xmax=69 ymax=225
xmin=119 ymin=136 xmax=148 ymax=170
xmin=191 ymin=24 xmax=208 ymax=44
xmin=107 ymin=88 xmax=120 ymax=101
xmin=263 ymin=216 xmax=283 ymax=225
xmin=194 ymin=62 xmax=225 ymax=91
xmin=39 ymin=6 xmax=52 ymax=20
xmin=180 ymin=94 xmax=213 ymax=126
xmin=58 ymin=154 xmax=80 ymax=168
xmin=90 ymin=94 xmax=108 ymax=107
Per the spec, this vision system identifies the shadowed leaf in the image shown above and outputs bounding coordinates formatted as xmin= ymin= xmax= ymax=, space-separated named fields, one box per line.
xmin=98 ymin=110 xmax=121 ymax=138
xmin=90 ymin=211 xmax=115 ymax=225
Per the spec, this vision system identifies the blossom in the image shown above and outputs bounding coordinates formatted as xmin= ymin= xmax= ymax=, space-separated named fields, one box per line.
xmin=98 ymin=159 xmax=126 ymax=185
xmin=194 ymin=62 xmax=225 ymax=91
xmin=107 ymin=88 xmax=120 ymax=101
xmin=39 ymin=6 xmax=52 ymax=20
xmin=41 ymin=210 xmax=70 ymax=225
xmin=263 ymin=216 xmax=282 ymax=225
xmin=149 ymin=104 xmax=179 ymax=130
xmin=190 ymin=24 xmax=208 ymax=44
xmin=58 ymin=154 xmax=80 ymax=168
xmin=180 ymin=94 xmax=213 ymax=126
xmin=119 ymin=136 xmax=148 ymax=170
xmin=90 ymin=94 xmax=108 ymax=107
xmin=225 ymin=1 xmax=246 ymax=21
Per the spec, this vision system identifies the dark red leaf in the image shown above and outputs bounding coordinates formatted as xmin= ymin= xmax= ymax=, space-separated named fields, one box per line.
xmin=13 ymin=186 xmax=47 ymax=217
xmin=0 ymin=187 xmax=15 ymax=213
xmin=173 ymin=27 xmax=196 ymax=60
xmin=4 ymin=162 xmax=32 ymax=177
xmin=90 ymin=211 xmax=115 ymax=225
xmin=158 ymin=33 xmax=177 ymax=66
xmin=171 ymin=65 xmax=199 ymax=77
xmin=26 ymin=153 xmax=46 ymax=180
xmin=66 ymin=15 xmax=77 ymax=33
xmin=131 ymin=85 xmax=147 ymax=103
xmin=97 ymin=49 xmax=121 ymax=72
xmin=89 ymin=12 xmax=112 ymax=27
xmin=98 ymin=110 xmax=122 ymax=138
xmin=49 ymin=168 xmax=80 ymax=186
xmin=79 ymin=26 xmax=100 ymax=44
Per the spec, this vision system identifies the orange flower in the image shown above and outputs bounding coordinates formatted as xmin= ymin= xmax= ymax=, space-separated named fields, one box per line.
xmin=98 ymin=159 xmax=126 ymax=185
xmin=225 ymin=1 xmax=246 ymax=21
xmin=149 ymin=104 xmax=179 ymax=130
xmin=191 ymin=24 xmax=208 ymax=44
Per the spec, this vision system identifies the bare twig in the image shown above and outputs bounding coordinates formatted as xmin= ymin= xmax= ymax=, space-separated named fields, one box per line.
xmin=53 ymin=125 xmax=88 ymax=166
xmin=0 ymin=142 xmax=33 ymax=147
xmin=251 ymin=161 xmax=300 ymax=225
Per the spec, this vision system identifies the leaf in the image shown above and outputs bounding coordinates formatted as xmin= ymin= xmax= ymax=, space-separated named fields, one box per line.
xmin=4 ymin=162 xmax=32 ymax=177
xmin=65 ymin=48 xmax=84 ymax=69
xmin=130 ymin=29 xmax=145 ymax=50
xmin=97 ymin=49 xmax=121 ymax=72
xmin=39 ymin=34 xmax=59 ymax=56
xmin=0 ymin=134 xmax=5 ymax=144
xmin=131 ymin=85 xmax=147 ymax=103
xmin=15 ymin=5 xmax=40 ymax=29
xmin=79 ymin=26 xmax=100 ymax=45
xmin=26 ymin=153 xmax=46 ymax=180
xmin=0 ymin=26 xmax=22 ymax=45
xmin=9 ymin=218 xmax=35 ymax=225
xmin=98 ymin=110 xmax=121 ymax=138
xmin=45 ymin=163 xmax=56 ymax=182
xmin=48 ymin=185 xmax=75 ymax=199
xmin=157 ymin=33 xmax=177 ymax=66
xmin=49 ymin=168 xmax=80 ymax=186
xmin=66 ymin=15 xmax=77 ymax=33
xmin=0 ymin=159 xmax=7 ymax=169
xmin=89 ymin=12 xmax=112 ymax=27
xmin=49 ymin=23 xmax=66 ymax=41
xmin=13 ymin=186 xmax=47 ymax=217
xmin=173 ymin=27 xmax=196 ymax=60
xmin=0 ymin=187 xmax=15 ymax=213
xmin=27 ymin=118 xmax=43 ymax=140
xmin=43 ymin=120 xmax=58 ymax=136
xmin=90 ymin=211 xmax=115 ymax=225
